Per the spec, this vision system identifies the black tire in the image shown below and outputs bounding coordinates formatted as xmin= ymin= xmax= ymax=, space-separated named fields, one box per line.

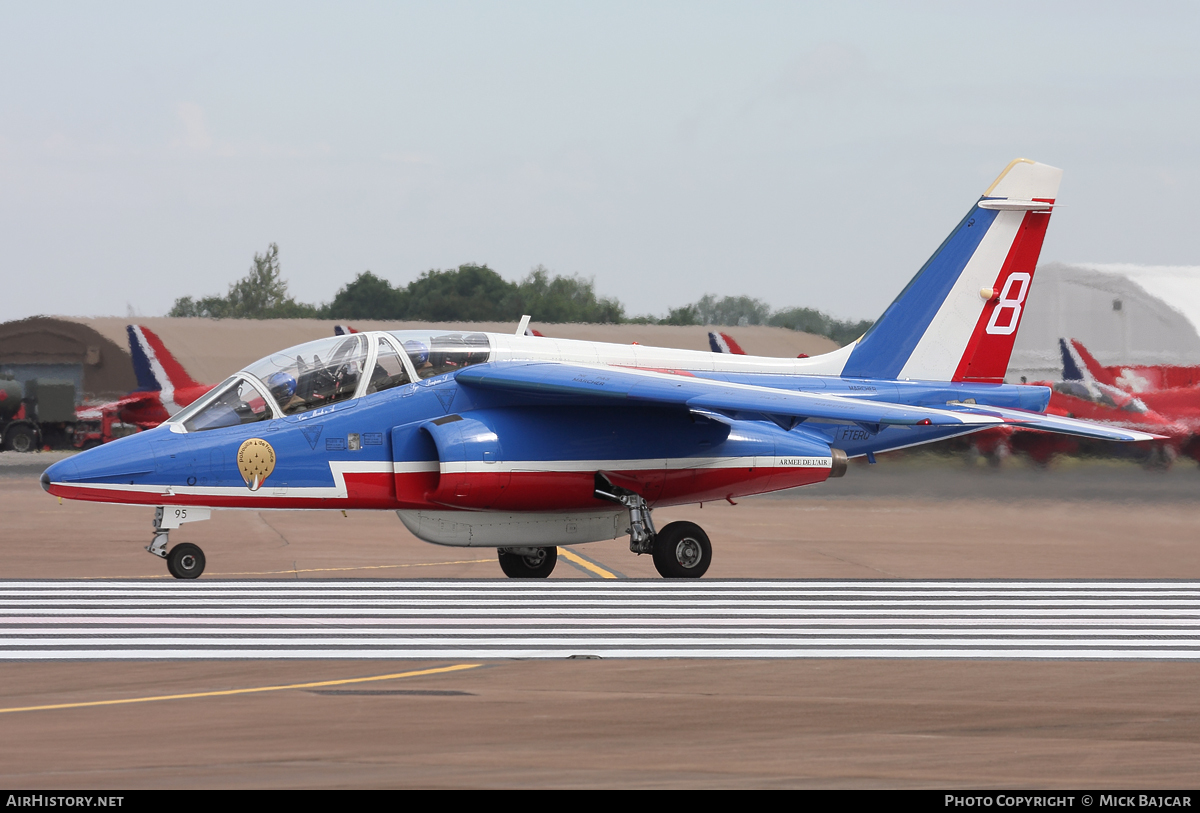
xmin=653 ymin=521 xmax=712 ymax=579
xmin=497 ymin=546 xmax=557 ymax=578
xmin=4 ymin=424 xmax=37 ymax=453
xmin=167 ymin=543 xmax=206 ymax=580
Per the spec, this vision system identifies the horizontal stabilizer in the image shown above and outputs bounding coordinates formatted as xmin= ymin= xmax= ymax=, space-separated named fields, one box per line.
xmin=456 ymin=362 xmax=1000 ymax=429
xmin=977 ymin=199 xmax=1054 ymax=211
xmin=945 ymin=403 xmax=1161 ymax=442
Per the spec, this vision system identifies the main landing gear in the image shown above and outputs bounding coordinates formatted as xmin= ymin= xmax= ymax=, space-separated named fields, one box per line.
xmin=594 ymin=474 xmax=712 ymax=579
xmin=147 ymin=506 xmax=210 ymax=580
xmin=652 ymin=521 xmax=712 ymax=579
xmin=497 ymin=546 xmax=558 ymax=578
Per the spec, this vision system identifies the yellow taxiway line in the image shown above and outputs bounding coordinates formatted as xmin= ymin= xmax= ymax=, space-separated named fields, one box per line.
xmin=557 ymin=546 xmax=618 ymax=579
xmin=81 ymin=559 xmax=495 ymax=580
xmin=0 ymin=664 xmax=482 ymax=715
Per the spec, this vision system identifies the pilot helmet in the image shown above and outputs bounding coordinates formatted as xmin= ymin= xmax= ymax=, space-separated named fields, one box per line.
xmin=266 ymin=371 xmax=296 ymax=400
xmin=404 ymin=340 xmax=429 ymax=366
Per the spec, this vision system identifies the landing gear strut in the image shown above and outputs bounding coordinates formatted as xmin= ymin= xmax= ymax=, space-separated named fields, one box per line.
xmin=593 ymin=474 xmax=656 ymax=554
xmin=148 ymin=506 xmax=209 ymax=580
xmin=497 ymin=546 xmax=557 ymax=578
xmin=594 ymin=473 xmax=712 ymax=579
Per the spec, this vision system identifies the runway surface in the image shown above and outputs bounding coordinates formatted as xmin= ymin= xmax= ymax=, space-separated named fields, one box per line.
xmin=4 ymin=579 xmax=1200 ymax=660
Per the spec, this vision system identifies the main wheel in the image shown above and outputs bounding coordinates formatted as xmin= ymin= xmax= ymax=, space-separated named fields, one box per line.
xmin=4 ymin=424 xmax=37 ymax=453
xmin=497 ymin=546 xmax=557 ymax=578
xmin=653 ymin=521 xmax=711 ymax=579
xmin=167 ymin=543 xmax=206 ymax=580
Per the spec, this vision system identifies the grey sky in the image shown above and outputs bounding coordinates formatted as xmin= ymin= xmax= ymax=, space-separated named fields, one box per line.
xmin=1 ymin=1 xmax=1197 ymax=324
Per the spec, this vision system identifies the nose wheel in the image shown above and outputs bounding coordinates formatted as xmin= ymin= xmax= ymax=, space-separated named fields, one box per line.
xmin=166 ymin=543 xmax=206 ymax=580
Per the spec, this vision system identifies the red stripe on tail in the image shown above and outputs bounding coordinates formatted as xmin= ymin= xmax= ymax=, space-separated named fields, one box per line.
xmin=952 ymin=210 xmax=1052 ymax=383
xmin=139 ymin=327 xmax=203 ymax=389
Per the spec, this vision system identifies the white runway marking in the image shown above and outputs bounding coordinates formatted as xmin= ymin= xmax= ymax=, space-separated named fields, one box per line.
xmin=2 ymin=580 xmax=1200 ymax=660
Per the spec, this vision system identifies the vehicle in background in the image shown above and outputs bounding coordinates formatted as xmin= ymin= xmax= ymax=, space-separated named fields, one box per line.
xmin=0 ymin=376 xmax=78 ymax=452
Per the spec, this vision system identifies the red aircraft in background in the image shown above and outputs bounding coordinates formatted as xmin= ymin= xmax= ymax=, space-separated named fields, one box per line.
xmin=1064 ymin=338 xmax=1200 ymax=422
xmin=73 ymin=326 xmax=214 ymax=446
xmin=971 ymin=338 xmax=1187 ymax=466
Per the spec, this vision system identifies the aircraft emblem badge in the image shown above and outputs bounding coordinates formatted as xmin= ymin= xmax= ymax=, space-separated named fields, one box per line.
xmin=237 ymin=438 xmax=276 ymax=491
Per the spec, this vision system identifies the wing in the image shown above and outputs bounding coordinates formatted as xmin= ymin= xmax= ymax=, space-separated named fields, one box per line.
xmin=455 ymin=362 xmax=1000 ymax=429
xmin=945 ymin=403 xmax=1162 ymax=442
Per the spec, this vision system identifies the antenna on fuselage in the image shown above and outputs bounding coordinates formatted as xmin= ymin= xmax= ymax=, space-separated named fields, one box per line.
xmin=515 ymin=315 xmax=531 ymax=336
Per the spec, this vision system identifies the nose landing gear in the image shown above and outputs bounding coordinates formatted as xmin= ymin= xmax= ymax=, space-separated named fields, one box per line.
xmin=148 ymin=506 xmax=210 ymax=580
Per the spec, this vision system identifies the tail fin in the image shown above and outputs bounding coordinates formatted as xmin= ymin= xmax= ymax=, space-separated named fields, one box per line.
xmin=1059 ymin=339 xmax=1087 ymax=382
xmin=1067 ymin=338 xmax=1119 ymax=387
xmin=334 ymin=325 xmax=359 ymax=336
xmin=127 ymin=325 xmax=201 ymax=395
xmin=708 ymin=331 xmax=746 ymax=355
xmin=840 ymin=159 xmax=1061 ymax=382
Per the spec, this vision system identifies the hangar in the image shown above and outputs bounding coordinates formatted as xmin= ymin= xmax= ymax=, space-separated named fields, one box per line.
xmin=0 ymin=317 xmax=136 ymax=401
xmin=0 ymin=317 xmax=838 ymax=401
xmin=1009 ymin=262 xmax=1200 ymax=384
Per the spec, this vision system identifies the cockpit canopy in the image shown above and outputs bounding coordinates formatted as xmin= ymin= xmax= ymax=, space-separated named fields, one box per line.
xmin=1052 ymin=379 xmax=1148 ymax=414
xmin=171 ymin=330 xmax=492 ymax=432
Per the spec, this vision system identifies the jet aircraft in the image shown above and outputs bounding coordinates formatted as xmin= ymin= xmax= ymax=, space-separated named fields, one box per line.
xmin=42 ymin=159 xmax=1156 ymax=580
xmin=72 ymin=326 xmax=214 ymax=446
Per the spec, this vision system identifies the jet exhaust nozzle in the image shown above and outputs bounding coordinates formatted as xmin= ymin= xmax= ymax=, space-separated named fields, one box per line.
xmin=829 ymin=448 xmax=848 ymax=478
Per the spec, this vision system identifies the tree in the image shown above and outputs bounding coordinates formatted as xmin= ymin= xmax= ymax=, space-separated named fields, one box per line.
xmin=404 ymin=264 xmax=519 ymax=321
xmin=168 ymin=243 xmax=320 ymax=318
xmin=660 ymin=303 xmax=699 ymax=326
xmin=659 ymin=293 xmax=872 ymax=345
xmin=769 ymin=307 xmax=873 ymax=346
xmin=326 ymin=271 xmax=407 ymax=319
xmin=694 ymin=294 xmax=772 ymax=327
xmin=510 ymin=266 xmax=625 ymax=324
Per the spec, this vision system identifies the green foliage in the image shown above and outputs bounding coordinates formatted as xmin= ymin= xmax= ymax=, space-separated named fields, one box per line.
xmin=660 ymin=294 xmax=872 ymax=346
xmin=694 ymin=294 xmax=772 ymax=327
xmin=168 ymin=244 xmax=320 ymax=319
xmin=511 ymin=266 xmax=625 ymax=324
xmin=405 ymin=264 xmax=517 ymax=321
xmin=319 ymin=263 xmax=625 ymax=324
xmin=326 ymin=265 xmax=514 ymax=321
xmin=327 ymin=271 xmax=406 ymax=320
xmin=768 ymin=307 xmax=872 ymax=346
xmin=660 ymin=304 xmax=699 ymax=326
xmin=166 ymin=246 xmax=871 ymax=345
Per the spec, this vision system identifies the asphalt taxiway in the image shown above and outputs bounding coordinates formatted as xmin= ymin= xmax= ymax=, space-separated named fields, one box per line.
xmin=2 ymin=451 xmax=1199 ymax=787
